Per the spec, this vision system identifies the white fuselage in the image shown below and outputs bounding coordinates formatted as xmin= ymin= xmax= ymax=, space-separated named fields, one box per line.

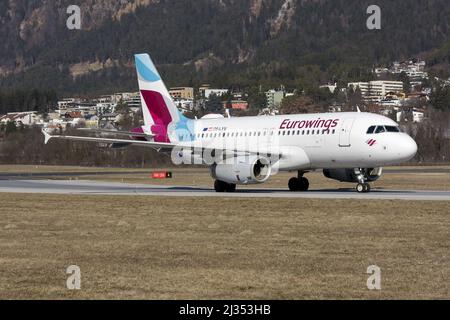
xmin=167 ymin=112 xmax=417 ymax=171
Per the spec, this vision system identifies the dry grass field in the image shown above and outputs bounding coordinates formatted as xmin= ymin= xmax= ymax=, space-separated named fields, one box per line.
xmin=0 ymin=193 xmax=449 ymax=299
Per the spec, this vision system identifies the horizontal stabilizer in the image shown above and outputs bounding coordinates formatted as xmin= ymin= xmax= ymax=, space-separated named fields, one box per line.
xmin=42 ymin=129 xmax=174 ymax=150
xmin=77 ymin=128 xmax=154 ymax=138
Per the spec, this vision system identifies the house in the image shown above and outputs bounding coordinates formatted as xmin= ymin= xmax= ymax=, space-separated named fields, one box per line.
xmin=396 ymin=109 xmax=425 ymax=123
xmin=199 ymin=85 xmax=229 ymax=99
xmin=223 ymin=100 xmax=249 ymax=110
xmin=169 ymin=87 xmax=194 ymax=100
xmin=0 ymin=112 xmax=41 ymax=126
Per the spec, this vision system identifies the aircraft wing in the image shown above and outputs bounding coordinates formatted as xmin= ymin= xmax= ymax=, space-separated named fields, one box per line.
xmin=42 ymin=129 xmax=285 ymax=157
xmin=42 ymin=129 xmax=175 ymax=150
xmin=77 ymin=128 xmax=154 ymax=138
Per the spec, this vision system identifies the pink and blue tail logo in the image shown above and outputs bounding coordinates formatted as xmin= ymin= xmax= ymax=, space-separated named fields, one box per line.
xmin=135 ymin=54 xmax=161 ymax=83
xmin=135 ymin=53 xmax=194 ymax=143
xmin=140 ymin=90 xmax=173 ymax=143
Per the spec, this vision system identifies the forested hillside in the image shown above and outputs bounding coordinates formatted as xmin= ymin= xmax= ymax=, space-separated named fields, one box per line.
xmin=1 ymin=0 xmax=450 ymax=95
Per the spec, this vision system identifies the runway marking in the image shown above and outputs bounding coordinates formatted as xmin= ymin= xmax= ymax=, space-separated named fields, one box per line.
xmin=0 ymin=179 xmax=449 ymax=201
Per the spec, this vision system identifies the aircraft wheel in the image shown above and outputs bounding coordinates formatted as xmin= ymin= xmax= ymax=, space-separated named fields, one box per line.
xmin=356 ymin=183 xmax=371 ymax=193
xmin=225 ymin=183 xmax=237 ymax=193
xmin=214 ymin=180 xmax=227 ymax=192
xmin=299 ymin=177 xmax=310 ymax=192
xmin=288 ymin=177 xmax=300 ymax=191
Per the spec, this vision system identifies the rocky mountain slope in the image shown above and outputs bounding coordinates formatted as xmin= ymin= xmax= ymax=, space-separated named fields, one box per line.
xmin=1 ymin=0 xmax=450 ymax=95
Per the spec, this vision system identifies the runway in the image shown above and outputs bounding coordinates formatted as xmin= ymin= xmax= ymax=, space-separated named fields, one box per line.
xmin=0 ymin=167 xmax=448 ymax=180
xmin=0 ymin=179 xmax=449 ymax=201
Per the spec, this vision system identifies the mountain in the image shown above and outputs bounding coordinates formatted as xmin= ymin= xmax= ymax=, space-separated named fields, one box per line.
xmin=1 ymin=0 xmax=450 ymax=96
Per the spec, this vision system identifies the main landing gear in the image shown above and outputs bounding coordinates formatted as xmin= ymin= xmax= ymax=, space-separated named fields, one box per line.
xmin=214 ymin=180 xmax=236 ymax=193
xmin=288 ymin=172 xmax=309 ymax=192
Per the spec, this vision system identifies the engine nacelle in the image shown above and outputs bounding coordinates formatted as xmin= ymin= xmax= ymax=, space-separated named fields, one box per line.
xmin=323 ymin=168 xmax=383 ymax=183
xmin=211 ymin=156 xmax=272 ymax=185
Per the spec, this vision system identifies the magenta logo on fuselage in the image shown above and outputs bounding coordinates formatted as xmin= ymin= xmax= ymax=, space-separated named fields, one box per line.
xmin=280 ymin=118 xmax=339 ymax=130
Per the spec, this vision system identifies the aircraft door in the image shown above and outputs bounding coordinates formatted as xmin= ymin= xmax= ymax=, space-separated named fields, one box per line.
xmin=339 ymin=118 xmax=355 ymax=147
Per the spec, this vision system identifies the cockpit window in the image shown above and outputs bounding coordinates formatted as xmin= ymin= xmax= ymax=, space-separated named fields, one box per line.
xmin=368 ymin=125 xmax=401 ymax=134
xmin=367 ymin=126 xmax=376 ymax=134
xmin=375 ymin=126 xmax=386 ymax=134
xmin=385 ymin=126 xmax=400 ymax=133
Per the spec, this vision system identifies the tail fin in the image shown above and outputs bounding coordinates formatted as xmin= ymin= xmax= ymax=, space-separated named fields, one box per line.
xmin=135 ymin=53 xmax=182 ymax=143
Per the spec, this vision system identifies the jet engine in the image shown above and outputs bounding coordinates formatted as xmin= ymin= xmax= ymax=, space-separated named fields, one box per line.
xmin=323 ymin=168 xmax=383 ymax=183
xmin=211 ymin=156 xmax=272 ymax=184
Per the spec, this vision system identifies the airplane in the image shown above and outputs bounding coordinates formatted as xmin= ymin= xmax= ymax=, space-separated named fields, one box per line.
xmin=42 ymin=53 xmax=418 ymax=193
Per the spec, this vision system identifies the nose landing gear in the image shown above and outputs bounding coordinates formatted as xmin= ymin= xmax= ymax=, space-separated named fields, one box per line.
xmin=356 ymin=183 xmax=371 ymax=193
xmin=354 ymin=168 xmax=371 ymax=193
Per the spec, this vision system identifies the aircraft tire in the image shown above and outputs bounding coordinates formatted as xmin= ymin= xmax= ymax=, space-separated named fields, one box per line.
xmin=288 ymin=177 xmax=300 ymax=191
xmin=214 ymin=180 xmax=227 ymax=192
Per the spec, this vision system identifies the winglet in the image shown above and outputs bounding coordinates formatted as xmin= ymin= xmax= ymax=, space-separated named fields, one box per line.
xmin=42 ymin=129 xmax=52 ymax=145
xmin=357 ymin=106 xmax=361 ymax=113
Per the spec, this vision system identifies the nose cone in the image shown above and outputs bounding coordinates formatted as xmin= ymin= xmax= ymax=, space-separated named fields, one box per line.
xmin=395 ymin=134 xmax=418 ymax=162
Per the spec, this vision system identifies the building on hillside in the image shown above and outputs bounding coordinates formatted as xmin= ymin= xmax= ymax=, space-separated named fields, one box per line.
xmin=169 ymin=87 xmax=194 ymax=100
xmin=320 ymin=83 xmax=338 ymax=93
xmin=174 ymin=99 xmax=195 ymax=114
xmin=111 ymin=92 xmax=140 ymax=105
xmin=0 ymin=112 xmax=42 ymax=126
xmin=64 ymin=111 xmax=84 ymax=119
xmin=396 ymin=109 xmax=425 ymax=123
xmin=258 ymin=107 xmax=279 ymax=116
xmin=57 ymin=98 xmax=77 ymax=109
xmin=375 ymin=60 xmax=429 ymax=87
xmin=99 ymin=113 xmax=121 ymax=128
xmin=199 ymin=85 xmax=229 ymax=99
xmin=374 ymin=67 xmax=389 ymax=76
xmin=204 ymin=89 xmax=229 ymax=99
xmin=223 ymin=100 xmax=249 ymax=110
xmin=94 ymin=95 xmax=113 ymax=103
xmin=94 ymin=102 xmax=117 ymax=115
xmin=85 ymin=115 xmax=99 ymax=128
xmin=265 ymin=89 xmax=285 ymax=108
xmin=124 ymin=97 xmax=141 ymax=113
xmin=328 ymin=104 xmax=343 ymax=113
xmin=348 ymin=81 xmax=404 ymax=102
